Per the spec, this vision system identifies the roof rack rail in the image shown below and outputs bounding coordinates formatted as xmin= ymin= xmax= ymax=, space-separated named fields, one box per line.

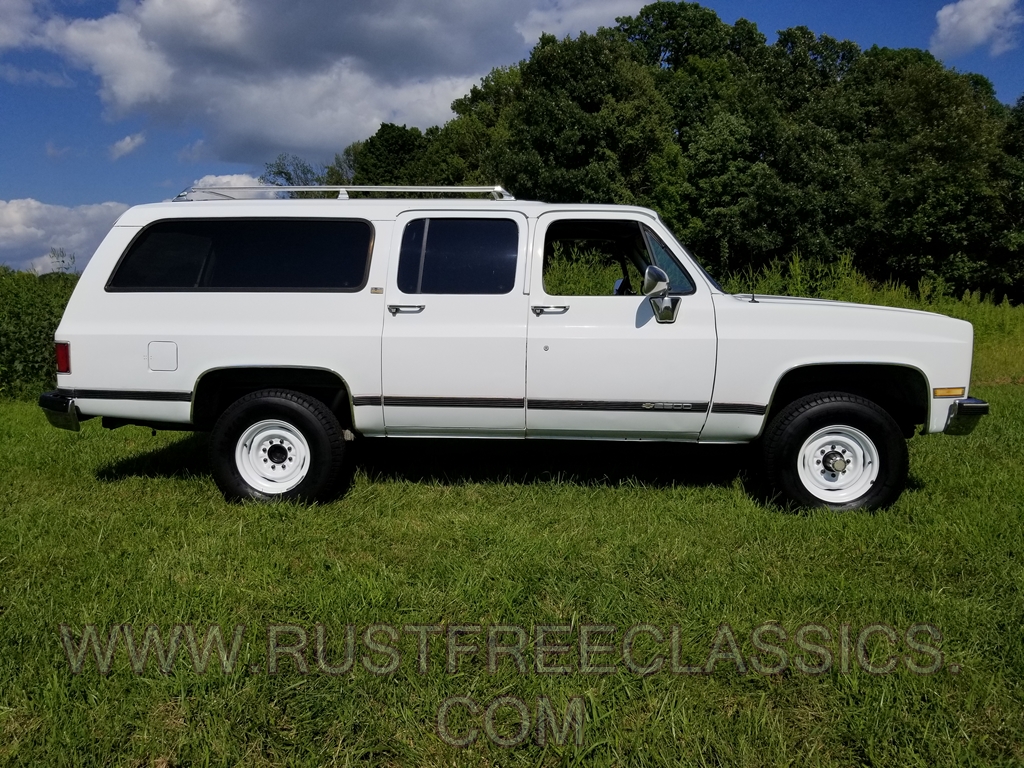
xmin=173 ymin=185 xmax=516 ymax=201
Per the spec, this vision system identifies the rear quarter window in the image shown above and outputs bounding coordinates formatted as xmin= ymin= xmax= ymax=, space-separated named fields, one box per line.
xmin=106 ymin=218 xmax=373 ymax=291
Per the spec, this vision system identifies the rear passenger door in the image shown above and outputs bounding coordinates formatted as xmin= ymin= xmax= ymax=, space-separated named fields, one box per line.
xmin=381 ymin=212 xmax=530 ymax=435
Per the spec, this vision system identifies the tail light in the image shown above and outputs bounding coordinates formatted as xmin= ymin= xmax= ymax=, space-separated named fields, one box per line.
xmin=55 ymin=342 xmax=71 ymax=374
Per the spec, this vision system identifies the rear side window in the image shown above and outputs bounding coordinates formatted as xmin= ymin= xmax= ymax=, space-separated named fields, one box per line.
xmin=107 ymin=218 xmax=373 ymax=291
xmin=397 ymin=218 xmax=518 ymax=295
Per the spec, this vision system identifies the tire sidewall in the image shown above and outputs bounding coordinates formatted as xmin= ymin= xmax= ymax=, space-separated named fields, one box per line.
xmin=766 ymin=394 xmax=908 ymax=511
xmin=210 ymin=391 xmax=342 ymax=502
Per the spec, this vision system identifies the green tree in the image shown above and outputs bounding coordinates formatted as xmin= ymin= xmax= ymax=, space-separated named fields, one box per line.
xmin=836 ymin=46 xmax=1018 ymax=292
xmin=259 ymin=153 xmax=324 ymax=186
xmin=490 ymin=31 xmax=688 ymax=227
xmin=260 ymin=1 xmax=1024 ymax=298
xmin=352 ymin=123 xmax=429 ymax=185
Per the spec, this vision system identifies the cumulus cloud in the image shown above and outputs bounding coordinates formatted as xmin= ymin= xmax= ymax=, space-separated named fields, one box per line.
xmin=44 ymin=13 xmax=173 ymax=110
xmin=516 ymin=0 xmax=647 ymax=43
xmin=0 ymin=199 xmax=130 ymax=271
xmin=0 ymin=0 xmax=653 ymax=268
xmin=0 ymin=62 xmax=71 ymax=87
xmin=191 ymin=173 xmax=263 ymax=187
xmin=109 ymin=132 xmax=146 ymax=160
xmin=0 ymin=0 xmax=39 ymax=50
xmin=3 ymin=0 xmax=648 ymax=162
xmin=180 ymin=173 xmax=277 ymax=199
xmin=930 ymin=0 xmax=1024 ymax=58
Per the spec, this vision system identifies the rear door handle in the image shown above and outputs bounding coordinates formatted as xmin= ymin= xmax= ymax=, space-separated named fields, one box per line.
xmin=388 ymin=304 xmax=426 ymax=316
xmin=531 ymin=305 xmax=569 ymax=316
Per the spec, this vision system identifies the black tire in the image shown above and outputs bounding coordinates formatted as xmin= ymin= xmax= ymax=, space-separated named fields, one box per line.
xmin=761 ymin=392 xmax=908 ymax=511
xmin=209 ymin=389 xmax=345 ymax=503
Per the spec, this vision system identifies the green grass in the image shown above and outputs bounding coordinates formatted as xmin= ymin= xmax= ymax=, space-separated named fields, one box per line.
xmin=3 ymin=262 xmax=1024 ymax=765
xmin=2 ymin=383 xmax=1023 ymax=766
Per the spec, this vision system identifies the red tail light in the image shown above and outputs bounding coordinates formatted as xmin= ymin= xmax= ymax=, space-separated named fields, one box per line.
xmin=55 ymin=342 xmax=71 ymax=374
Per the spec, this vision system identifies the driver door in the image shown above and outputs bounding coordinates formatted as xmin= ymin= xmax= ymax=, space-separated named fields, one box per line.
xmin=525 ymin=213 xmax=717 ymax=439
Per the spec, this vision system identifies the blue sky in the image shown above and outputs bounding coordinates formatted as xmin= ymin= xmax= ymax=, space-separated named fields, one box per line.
xmin=1 ymin=0 xmax=1022 ymax=272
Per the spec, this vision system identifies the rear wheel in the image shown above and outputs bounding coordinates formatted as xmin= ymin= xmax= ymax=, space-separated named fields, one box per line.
xmin=762 ymin=392 xmax=908 ymax=510
xmin=209 ymin=389 xmax=344 ymax=502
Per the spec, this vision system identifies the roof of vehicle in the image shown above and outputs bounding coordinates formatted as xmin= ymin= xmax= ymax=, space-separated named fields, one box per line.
xmin=115 ymin=193 xmax=662 ymax=227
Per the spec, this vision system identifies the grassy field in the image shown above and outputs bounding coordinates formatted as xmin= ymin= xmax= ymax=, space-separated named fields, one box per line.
xmin=2 ymin=275 xmax=1024 ymax=766
xmin=1 ymin=381 xmax=1022 ymax=766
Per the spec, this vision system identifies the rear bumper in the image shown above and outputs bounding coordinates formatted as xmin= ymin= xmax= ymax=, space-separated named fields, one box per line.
xmin=944 ymin=397 xmax=989 ymax=436
xmin=39 ymin=390 xmax=80 ymax=432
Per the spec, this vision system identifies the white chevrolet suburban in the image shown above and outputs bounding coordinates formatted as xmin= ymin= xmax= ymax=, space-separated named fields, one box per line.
xmin=40 ymin=185 xmax=988 ymax=510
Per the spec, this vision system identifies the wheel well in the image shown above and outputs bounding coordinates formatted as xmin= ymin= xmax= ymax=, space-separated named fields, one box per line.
xmin=192 ymin=367 xmax=353 ymax=432
xmin=766 ymin=364 xmax=928 ymax=438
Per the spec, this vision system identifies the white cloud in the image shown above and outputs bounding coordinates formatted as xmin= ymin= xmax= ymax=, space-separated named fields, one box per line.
xmin=2 ymin=0 xmax=650 ymax=163
xmin=192 ymin=60 xmax=478 ymax=162
xmin=0 ymin=0 xmax=39 ymax=50
xmin=0 ymin=199 xmax=130 ymax=271
xmin=43 ymin=13 xmax=173 ymax=110
xmin=177 ymin=139 xmax=208 ymax=163
xmin=191 ymin=174 xmax=262 ymax=187
xmin=181 ymin=173 xmax=276 ymax=199
xmin=930 ymin=0 xmax=1024 ymax=58
xmin=516 ymin=0 xmax=645 ymax=44
xmin=109 ymin=132 xmax=146 ymax=160
xmin=134 ymin=0 xmax=246 ymax=51
xmin=0 ymin=62 xmax=71 ymax=87
xmin=0 ymin=0 xmax=655 ymax=270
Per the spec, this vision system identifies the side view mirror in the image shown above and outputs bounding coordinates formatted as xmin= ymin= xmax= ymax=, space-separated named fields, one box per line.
xmin=642 ymin=265 xmax=670 ymax=297
xmin=642 ymin=264 xmax=680 ymax=324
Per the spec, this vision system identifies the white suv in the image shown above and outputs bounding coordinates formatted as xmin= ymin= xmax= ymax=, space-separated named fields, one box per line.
xmin=40 ymin=185 xmax=988 ymax=509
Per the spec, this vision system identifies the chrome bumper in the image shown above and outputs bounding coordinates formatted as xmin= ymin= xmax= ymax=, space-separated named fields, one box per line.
xmin=39 ymin=390 xmax=80 ymax=432
xmin=944 ymin=397 xmax=989 ymax=436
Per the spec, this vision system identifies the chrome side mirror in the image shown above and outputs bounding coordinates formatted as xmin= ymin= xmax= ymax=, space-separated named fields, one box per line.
xmin=642 ymin=264 xmax=670 ymax=297
xmin=642 ymin=264 xmax=680 ymax=323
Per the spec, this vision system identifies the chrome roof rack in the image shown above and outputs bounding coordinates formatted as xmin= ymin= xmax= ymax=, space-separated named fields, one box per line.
xmin=173 ymin=185 xmax=516 ymax=201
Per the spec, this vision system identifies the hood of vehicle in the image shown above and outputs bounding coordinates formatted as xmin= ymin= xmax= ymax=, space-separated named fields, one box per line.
xmin=713 ymin=292 xmax=973 ymax=346
xmin=731 ymin=293 xmax=942 ymax=317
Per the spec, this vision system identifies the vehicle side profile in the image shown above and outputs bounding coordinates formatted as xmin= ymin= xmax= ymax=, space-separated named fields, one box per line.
xmin=39 ymin=185 xmax=989 ymax=509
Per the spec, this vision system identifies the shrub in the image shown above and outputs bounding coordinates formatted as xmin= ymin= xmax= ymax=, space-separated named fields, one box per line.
xmin=0 ymin=267 xmax=79 ymax=399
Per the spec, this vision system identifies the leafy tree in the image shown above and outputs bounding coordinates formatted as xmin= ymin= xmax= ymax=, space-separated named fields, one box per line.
xmin=265 ymin=1 xmax=1024 ymax=298
xmin=260 ymin=153 xmax=324 ymax=187
xmin=352 ymin=123 xmax=429 ymax=185
xmin=490 ymin=31 xmax=688 ymax=226
xmin=323 ymin=144 xmax=362 ymax=184
xmin=260 ymin=147 xmax=362 ymax=197
xmin=836 ymin=47 xmax=1017 ymax=291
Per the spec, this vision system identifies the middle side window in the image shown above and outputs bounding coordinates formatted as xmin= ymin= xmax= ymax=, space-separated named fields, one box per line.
xmin=397 ymin=218 xmax=518 ymax=295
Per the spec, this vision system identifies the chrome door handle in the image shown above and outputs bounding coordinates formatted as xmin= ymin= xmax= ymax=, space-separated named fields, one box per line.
xmin=531 ymin=305 xmax=569 ymax=316
xmin=388 ymin=304 xmax=425 ymax=316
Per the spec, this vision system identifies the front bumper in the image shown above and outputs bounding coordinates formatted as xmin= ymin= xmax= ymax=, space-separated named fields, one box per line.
xmin=39 ymin=390 xmax=80 ymax=432
xmin=944 ymin=397 xmax=990 ymax=436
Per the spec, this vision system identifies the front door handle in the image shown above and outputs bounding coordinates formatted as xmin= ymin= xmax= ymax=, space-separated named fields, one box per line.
xmin=388 ymin=304 xmax=426 ymax=316
xmin=531 ymin=305 xmax=570 ymax=316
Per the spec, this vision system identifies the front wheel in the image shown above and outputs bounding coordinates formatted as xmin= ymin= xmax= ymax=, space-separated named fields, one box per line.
xmin=209 ymin=389 xmax=345 ymax=502
xmin=762 ymin=392 xmax=908 ymax=511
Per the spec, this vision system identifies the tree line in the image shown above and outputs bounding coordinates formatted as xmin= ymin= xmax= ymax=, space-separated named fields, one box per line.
xmin=263 ymin=1 xmax=1024 ymax=300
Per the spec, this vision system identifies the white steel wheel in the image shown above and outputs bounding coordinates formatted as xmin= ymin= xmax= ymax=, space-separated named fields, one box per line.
xmin=761 ymin=392 xmax=909 ymax=511
xmin=234 ymin=419 xmax=311 ymax=494
xmin=209 ymin=389 xmax=345 ymax=503
xmin=796 ymin=425 xmax=880 ymax=503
